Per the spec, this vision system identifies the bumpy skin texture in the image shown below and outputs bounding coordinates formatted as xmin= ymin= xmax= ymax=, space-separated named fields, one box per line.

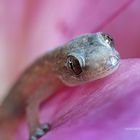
xmin=0 ymin=32 xmax=120 ymax=140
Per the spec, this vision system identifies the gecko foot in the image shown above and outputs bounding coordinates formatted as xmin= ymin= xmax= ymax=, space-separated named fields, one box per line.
xmin=29 ymin=123 xmax=51 ymax=140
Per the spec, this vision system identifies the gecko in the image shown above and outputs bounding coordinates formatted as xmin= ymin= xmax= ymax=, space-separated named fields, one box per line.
xmin=0 ymin=32 xmax=120 ymax=140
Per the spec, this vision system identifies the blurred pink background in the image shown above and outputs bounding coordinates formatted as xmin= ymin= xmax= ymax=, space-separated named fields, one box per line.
xmin=0 ymin=0 xmax=140 ymax=140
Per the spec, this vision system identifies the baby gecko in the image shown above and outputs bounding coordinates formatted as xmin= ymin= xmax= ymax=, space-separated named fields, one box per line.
xmin=0 ymin=32 xmax=120 ymax=140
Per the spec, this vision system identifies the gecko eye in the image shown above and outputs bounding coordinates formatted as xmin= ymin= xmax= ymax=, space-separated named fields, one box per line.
xmin=66 ymin=55 xmax=82 ymax=75
xmin=101 ymin=33 xmax=114 ymax=47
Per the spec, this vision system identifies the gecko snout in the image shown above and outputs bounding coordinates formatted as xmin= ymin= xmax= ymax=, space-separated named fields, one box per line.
xmin=106 ymin=55 xmax=120 ymax=68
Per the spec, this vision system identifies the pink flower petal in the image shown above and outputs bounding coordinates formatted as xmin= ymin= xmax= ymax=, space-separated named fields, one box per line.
xmin=16 ymin=59 xmax=140 ymax=140
xmin=41 ymin=59 xmax=140 ymax=140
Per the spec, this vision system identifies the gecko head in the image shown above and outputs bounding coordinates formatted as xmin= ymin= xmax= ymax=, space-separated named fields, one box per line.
xmin=59 ymin=32 xmax=120 ymax=86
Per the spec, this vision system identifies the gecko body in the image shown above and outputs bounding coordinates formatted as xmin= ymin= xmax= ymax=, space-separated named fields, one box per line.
xmin=0 ymin=32 xmax=120 ymax=140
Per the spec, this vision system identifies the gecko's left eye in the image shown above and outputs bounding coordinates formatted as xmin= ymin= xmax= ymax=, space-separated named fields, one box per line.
xmin=66 ymin=55 xmax=82 ymax=75
xmin=101 ymin=33 xmax=114 ymax=47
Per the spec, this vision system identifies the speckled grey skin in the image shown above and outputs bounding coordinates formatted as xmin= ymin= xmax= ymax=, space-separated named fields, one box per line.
xmin=53 ymin=32 xmax=120 ymax=85
xmin=0 ymin=32 xmax=120 ymax=140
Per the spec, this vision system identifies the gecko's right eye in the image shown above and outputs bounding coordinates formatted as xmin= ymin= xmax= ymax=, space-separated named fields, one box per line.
xmin=101 ymin=33 xmax=114 ymax=47
xmin=66 ymin=55 xmax=82 ymax=75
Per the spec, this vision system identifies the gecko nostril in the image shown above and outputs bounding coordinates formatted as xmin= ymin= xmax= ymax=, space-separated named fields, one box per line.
xmin=107 ymin=56 xmax=119 ymax=67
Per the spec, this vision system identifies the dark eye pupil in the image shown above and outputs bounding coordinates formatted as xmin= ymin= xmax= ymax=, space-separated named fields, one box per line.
xmin=67 ymin=56 xmax=82 ymax=75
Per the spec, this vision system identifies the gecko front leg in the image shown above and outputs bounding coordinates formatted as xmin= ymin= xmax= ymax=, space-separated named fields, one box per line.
xmin=26 ymin=79 xmax=63 ymax=140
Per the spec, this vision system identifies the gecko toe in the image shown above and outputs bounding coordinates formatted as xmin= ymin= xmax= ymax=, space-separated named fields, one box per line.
xmin=29 ymin=123 xmax=51 ymax=140
xmin=30 ymin=135 xmax=38 ymax=140
xmin=40 ymin=123 xmax=51 ymax=132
